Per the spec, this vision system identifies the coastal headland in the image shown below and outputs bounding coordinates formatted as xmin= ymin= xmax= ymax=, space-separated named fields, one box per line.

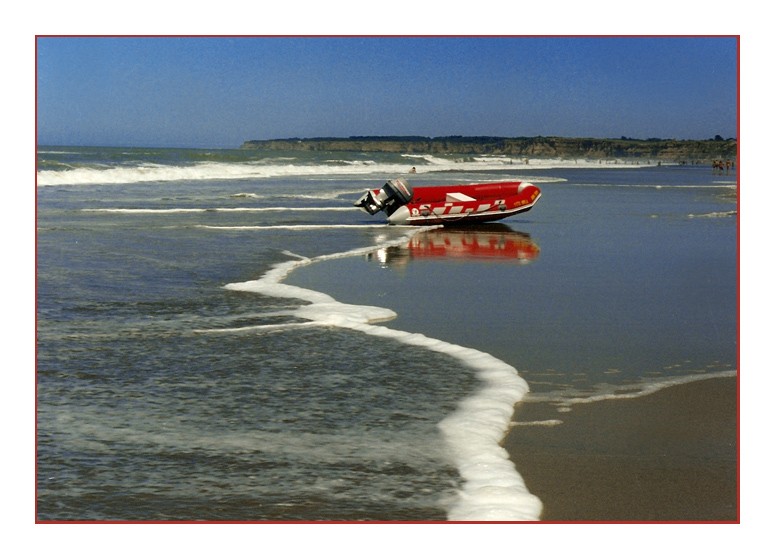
xmin=241 ymin=135 xmax=737 ymax=162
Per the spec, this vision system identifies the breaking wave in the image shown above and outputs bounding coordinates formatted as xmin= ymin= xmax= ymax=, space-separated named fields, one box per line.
xmin=37 ymin=154 xmax=649 ymax=187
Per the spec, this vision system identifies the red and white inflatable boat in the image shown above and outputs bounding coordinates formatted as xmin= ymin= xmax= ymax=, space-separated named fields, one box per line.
xmin=354 ymin=178 xmax=541 ymax=225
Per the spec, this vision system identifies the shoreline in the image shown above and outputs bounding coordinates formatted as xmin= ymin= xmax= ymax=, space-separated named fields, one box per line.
xmin=284 ymin=243 xmax=738 ymax=522
xmin=504 ymin=376 xmax=738 ymax=521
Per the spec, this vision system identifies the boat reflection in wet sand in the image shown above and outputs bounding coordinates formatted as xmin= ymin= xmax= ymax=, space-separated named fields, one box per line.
xmin=354 ymin=178 xmax=541 ymax=225
xmin=368 ymin=225 xmax=540 ymax=268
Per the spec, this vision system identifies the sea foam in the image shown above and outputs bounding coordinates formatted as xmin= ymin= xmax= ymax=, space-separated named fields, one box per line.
xmin=525 ymin=369 xmax=738 ymax=412
xmin=220 ymin=228 xmax=543 ymax=521
xmin=37 ymin=155 xmax=657 ymax=187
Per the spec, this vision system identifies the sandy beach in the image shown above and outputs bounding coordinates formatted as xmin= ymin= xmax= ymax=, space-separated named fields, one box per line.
xmin=504 ymin=376 xmax=739 ymax=521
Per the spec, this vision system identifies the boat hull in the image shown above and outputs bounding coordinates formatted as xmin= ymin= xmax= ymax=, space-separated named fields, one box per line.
xmin=396 ymin=183 xmax=542 ymax=226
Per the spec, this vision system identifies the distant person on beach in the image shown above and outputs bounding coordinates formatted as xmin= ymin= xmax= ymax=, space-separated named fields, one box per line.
xmin=409 ymin=166 xmax=417 ymax=174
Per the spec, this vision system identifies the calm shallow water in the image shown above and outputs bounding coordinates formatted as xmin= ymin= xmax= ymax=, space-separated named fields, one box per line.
xmin=292 ymin=167 xmax=737 ymax=399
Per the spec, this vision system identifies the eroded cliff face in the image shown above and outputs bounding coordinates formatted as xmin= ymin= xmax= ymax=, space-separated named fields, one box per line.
xmin=241 ymin=136 xmax=737 ymax=161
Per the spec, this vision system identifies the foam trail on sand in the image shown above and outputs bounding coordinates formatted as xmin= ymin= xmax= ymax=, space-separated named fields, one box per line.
xmin=526 ymin=369 xmax=738 ymax=411
xmin=220 ymin=228 xmax=543 ymax=521
xmin=353 ymin=323 xmax=543 ymax=521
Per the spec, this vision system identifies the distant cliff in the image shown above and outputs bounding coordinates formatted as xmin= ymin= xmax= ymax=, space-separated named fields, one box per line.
xmin=241 ymin=136 xmax=737 ymax=161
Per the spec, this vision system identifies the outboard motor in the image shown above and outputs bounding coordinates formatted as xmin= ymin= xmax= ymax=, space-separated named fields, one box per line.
xmin=354 ymin=179 xmax=414 ymax=217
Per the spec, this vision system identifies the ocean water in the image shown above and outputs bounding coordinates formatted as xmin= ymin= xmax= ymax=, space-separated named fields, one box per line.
xmin=36 ymin=147 xmax=737 ymax=521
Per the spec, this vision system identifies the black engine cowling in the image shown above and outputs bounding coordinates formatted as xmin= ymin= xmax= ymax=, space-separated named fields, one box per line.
xmin=354 ymin=179 xmax=414 ymax=216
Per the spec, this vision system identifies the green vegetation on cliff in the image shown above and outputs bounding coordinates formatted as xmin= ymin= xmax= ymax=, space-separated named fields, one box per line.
xmin=241 ymin=135 xmax=737 ymax=161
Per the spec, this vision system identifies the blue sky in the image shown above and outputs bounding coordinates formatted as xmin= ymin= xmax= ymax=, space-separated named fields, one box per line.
xmin=36 ymin=36 xmax=738 ymax=148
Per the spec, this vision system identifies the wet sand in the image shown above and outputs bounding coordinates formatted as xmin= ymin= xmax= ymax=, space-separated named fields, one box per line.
xmin=504 ymin=376 xmax=739 ymax=521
